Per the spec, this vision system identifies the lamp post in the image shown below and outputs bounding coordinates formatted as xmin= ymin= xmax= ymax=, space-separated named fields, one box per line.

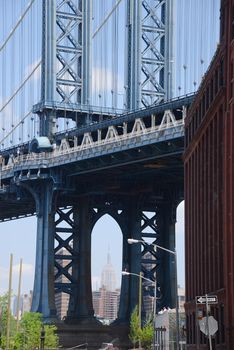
xmin=40 ymin=324 xmax=45 ymax=350
xmin=127 ymin=238 xmax=179 ymax=350
xmin=122 ymin=271 xmax=157 ymax=350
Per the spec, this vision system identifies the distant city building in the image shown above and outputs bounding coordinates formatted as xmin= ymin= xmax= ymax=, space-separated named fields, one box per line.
xmin=101 ymin=252 xmax=117 ymax=291
xmin=54 ymin=247 xmax=70 ymax=320
xmin=156 ymin=309 xmax=186 ymax=350
xmin=142 ymin=251 xmax=156 ymax=317
xmin=93 ymin=287 xmax=120 ymax=323
xmin=93 ymin=253 xmax=120 ymax=323
xmin=55 ymin=291 xmax=69 ymax=320
xmin=155 ymin=287 xmax=186 ymax=349
xmin=177 ymin=287 xmax=185 ymax=310
xmin=13 ymin=291 xmax=33 ymax=318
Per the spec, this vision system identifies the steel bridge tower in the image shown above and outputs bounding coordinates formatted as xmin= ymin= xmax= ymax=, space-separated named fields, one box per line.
xmin=27 ymin=0 xmax=176 ymax=329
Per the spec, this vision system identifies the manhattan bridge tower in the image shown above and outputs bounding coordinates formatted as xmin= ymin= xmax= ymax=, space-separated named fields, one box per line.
xmin=30 ymin=0 xmax=175 ymax=323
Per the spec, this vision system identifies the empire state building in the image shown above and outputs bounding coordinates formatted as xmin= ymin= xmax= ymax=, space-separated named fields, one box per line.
xmin=101 ymin=252 xmax=116 ymax=291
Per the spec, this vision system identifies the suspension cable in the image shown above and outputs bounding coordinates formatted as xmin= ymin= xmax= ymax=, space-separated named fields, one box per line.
xmin=0 ymin=60 xmax=41 ymax=114
xmin=0 ymin=110 xmax=31 ymax=146
xmin=92 ymin=0 xmax=122 ymax=38
xmin=0 ymin=0 xmax=35 ymax=52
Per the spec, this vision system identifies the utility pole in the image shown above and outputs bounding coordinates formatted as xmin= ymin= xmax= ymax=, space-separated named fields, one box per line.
xmin=16 ymin=258 xmax=23 ymax=331
xmin=138 ymin=272 xmax=142 ymax=349
xmin=6 ymin=254 xmax=13 ymax=350
xmin=206 ymin=294 xmax=212 ymax=350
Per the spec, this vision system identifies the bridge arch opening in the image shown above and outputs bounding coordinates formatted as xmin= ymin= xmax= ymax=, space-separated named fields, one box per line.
xmin=91 ymin=213 xmax=123 ymax=324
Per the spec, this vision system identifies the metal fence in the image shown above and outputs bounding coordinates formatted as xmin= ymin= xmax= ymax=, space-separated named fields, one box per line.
xmin=154 ymin=327 xmax=167 ymax=349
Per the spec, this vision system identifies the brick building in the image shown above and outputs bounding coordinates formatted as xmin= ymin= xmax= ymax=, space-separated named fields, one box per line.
xmin=184 ymin=0 xmax=234 ymax=348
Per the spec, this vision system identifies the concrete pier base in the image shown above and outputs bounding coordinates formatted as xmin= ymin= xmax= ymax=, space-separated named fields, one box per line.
xmin=56 ymin=323 xmax=130 ymax=350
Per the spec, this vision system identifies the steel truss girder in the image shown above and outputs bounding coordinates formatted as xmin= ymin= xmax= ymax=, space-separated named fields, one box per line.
xmin=54 ymin=207 xmax=77 ymax=295
xmin=55 ymin=1 xmax=83 ymax=104
xmin=141 ymin=0 xmax=166 ymax=106
xmin=138 ymin=202 xmax=177 ymax=312
xmin=127 ymin=0 xmax=174 ymax=109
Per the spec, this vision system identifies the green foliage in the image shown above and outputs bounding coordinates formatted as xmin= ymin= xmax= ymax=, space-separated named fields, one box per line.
xmin=44 ymin=325 xmax=59 ymax=349
xmin=140 ymin=317 xmax=154 ymax=350
xmin=0 ymin=293 xmax=17 ymax=349
xmin=17 ymin=312 xmax=43 ymax=350
xmin=0 ymin=301 xmax=58 ymax=350
xmin=14 ymin=312 xmax=58 ymax=350
xmin=129 ymin=305 xmax=141 ymax=348
xmin=129 ymin=307 xmax=154 ymax=350
xmin=0 ymin=293 xmax=8 ymax=311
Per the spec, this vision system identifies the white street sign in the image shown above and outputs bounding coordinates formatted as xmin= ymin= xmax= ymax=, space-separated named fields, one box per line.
xmin=199 ymin=316 xmax=218 ymax=336
xmin=196 ymin=295 xmax=218 ymax=304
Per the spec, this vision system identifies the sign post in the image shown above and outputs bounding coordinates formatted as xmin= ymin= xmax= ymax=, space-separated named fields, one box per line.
xmin=195 ymin=295 xmax=218 ymax=350
xmin=205 ymin=294 xmax=212 ymax=350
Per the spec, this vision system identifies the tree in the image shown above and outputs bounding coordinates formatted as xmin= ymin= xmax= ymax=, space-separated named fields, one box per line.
xmin=14 ymin=312 xmax=58 ymax=350
xmin=129 ymin=306 xmax=141 ymax=349
xmin=0 ymin=293 xmax=16 ymax=349
xmin=0 ymin=305 xmax=58 ymax=350
xmin=140 ymin=317 xmax=154 ymax=350
xmin=129 ymin=307 xmax=154 ymax=350
xmin=44 ymin=324 xmax=59 ymax=349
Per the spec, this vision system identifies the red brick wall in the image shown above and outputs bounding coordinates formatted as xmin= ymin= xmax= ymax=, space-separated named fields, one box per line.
xmin=223 ymin=0 xmax=234 ymax=346
xmin=184 ymin=0 xmax=234 ymax=348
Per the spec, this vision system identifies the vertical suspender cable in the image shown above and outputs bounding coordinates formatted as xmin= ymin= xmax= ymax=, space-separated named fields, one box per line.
xmin=104 ymin=2 xmax=107 ymax=108
xmin=176 ymin=0 xmax=182 ymax=96
xmin=115 ymin=2 xmax=119 ymax=108
xmin=111 ymin=0 xmax=115 ymax=109
xmin=10 ymin=0 xmax=14 ymax=145
xmin=200 ymin=0 xmax=204 ymax=77
xmin=182 ymin=0 xmax=187 ymax=95
xmin=1 ymin=0 xmax=6 ymax=148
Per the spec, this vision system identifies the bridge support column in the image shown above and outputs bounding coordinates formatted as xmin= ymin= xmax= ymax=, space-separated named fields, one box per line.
xmin=31 ymin=181 xmax=57 ymax=321
xmin=156 ymin=200 xmax=177 ymax=309
xmin=66 ymin=198 xmax=95 ymax=323
xmin=118 ymin=199 xmax=142 ymax=322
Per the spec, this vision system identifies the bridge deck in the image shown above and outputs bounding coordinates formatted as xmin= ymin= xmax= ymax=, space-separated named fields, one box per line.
xmin=0 ymin=96 xmax=194 ymax=221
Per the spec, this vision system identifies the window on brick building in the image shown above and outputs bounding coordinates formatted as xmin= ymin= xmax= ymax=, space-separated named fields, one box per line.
xmin=215 ymin=69 xmax=218 ymax=94
xmin=220 ymin=7 xmax=225 ymax=38
xmin=232 ymin=7 xmax=234 ymax=40
xmin=230 ymin=61 xmax=233 ymax=99
xmin=210 ymin=78 xmax=214 ymax=102
xmin=219 ymin=60 xmax=224 ymax=87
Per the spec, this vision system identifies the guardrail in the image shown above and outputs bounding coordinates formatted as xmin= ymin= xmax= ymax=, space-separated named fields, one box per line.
xmin=0 ymin=119 xmax=184 ymax=176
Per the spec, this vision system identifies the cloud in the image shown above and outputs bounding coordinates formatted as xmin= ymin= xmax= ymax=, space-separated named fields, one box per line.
xmin=0 ymin=263 xmax=34 ymax=295
xmin=24 ymin=59 xmax=41 ymax=82
xmin=13 ymin=263 xmax=34 ymax=276
xmin=0 ymin=263 xmax=34 ymax=280
xmin=92 ymin=67 xmax=124 ymax=94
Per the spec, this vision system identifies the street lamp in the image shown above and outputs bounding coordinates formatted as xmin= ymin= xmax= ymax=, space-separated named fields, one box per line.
xmin=127 ymin=238 xmax=179 ymax=350
xmin=122 ymin=271 xmax=157 ymax=350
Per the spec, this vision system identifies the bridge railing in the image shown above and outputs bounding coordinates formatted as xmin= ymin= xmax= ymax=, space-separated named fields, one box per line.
xmin=0 ymin=117 xmax=184 ymax=176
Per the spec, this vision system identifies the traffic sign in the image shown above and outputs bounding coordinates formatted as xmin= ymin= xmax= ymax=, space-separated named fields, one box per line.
xmin=196 ymin=295 xmax=218 ymax=304
xmin=199 ymin=316 xmax=218 ymax=336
